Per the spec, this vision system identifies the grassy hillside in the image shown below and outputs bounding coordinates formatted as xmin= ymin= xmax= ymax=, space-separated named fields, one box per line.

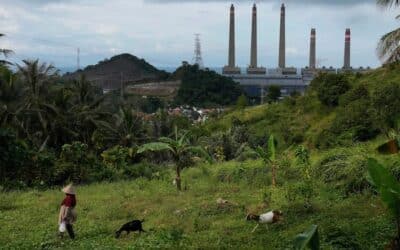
xmin=0 ymin=158 xmax=394 ymax=249
xmin=203 ymin=63 xmax=400 ymax=150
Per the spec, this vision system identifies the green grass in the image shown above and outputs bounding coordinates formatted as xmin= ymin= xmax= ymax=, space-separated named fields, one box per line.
xmin=0 ymin=159 xmax=396 ymax=249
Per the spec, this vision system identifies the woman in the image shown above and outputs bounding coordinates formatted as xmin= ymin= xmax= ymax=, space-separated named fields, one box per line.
xmin=58 ymin=184 xmax=77 ymax=239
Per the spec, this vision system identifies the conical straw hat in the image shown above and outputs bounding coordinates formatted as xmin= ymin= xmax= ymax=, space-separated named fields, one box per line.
xmin=62 ymin=184 xmax=76 ymax=195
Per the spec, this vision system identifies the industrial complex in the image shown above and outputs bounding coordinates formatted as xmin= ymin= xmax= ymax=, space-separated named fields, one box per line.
xmin=222 ymin=4 xmax=371 ymax=98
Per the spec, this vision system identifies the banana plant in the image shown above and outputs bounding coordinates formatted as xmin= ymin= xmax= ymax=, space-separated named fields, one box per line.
xmin=294 ymin=225 xmax=320 ymax=250
xmin=138 ymin=126 xmax=212 ymax=191
xmin=368 ymin=158 xmax=400 ymax=241
xmin=254 ymin=135 xmax=277 ymax=187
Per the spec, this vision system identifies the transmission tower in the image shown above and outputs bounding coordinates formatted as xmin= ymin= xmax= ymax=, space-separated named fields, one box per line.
xmin=193 ymin=34 xmax=204 ymax=68
xmin=77 ymin=48 xmax=80 ymax=70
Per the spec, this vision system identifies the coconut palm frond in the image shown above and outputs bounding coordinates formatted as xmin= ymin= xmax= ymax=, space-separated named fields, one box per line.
xmin=0 ymin=60 xmax=13 ymax=65
xmin=377 ymin=27 xmax=400 ymax=63
xmin=0 ymin=49 xmax=13 ymax=57
xmin=0 ymin=34 xmax=14 ymax=62
xmin=377 ymin=0 xmax=400 ymax=8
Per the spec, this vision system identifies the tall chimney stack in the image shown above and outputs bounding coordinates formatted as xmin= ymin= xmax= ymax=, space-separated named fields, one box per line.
xmin=309 ymin=28 xmax=316 ymax=69
xmin=278 ymin=3 xmax=286 ymax=68
xmin=223 ymin=4 xmax=240 ymax=74
xmin=247 ymin=3 xmax=266 ymax=74
xmin=250 ymin=3 xmax=258 ymax=68
xmin=343 ymin=28 xmax=351 ymax=69
xmin=228 ymin=4 xmax=235 ymax=67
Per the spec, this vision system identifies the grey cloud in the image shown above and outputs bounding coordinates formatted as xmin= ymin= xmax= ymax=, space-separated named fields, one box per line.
xmin=145 ymin=0 xmax=375 ymax=6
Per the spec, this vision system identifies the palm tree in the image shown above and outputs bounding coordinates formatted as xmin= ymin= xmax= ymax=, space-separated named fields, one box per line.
xmin=95 ymin=107 xmax=145 ymax=148
xmin=0 ymin=34 xmax=13 ymax=65
xmin=17 ymin=59 xmax=58 ymax=102
xmin=377 ymin=0 xmax=400 ymax=63
xmin=138 ymin=126 xmax=211 ymax=191
xmin=69 ymin=74 xmax=97 ymax=105
xmin=254 ymin=135 xmax=277 ymax=187
xmin=16 ymin=59 xmax=59 ymax=148
xmin=0 ymin=66 xmax=21 ymax=125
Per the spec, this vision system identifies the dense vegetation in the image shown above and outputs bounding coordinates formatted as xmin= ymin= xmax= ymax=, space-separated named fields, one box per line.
xmin=173 ymin=64 xmax=244 ymax=107
xmin=3 ymin=25 xmax=400 ymax=247
xmin=2 ymin=61 xmax=400 ymax=248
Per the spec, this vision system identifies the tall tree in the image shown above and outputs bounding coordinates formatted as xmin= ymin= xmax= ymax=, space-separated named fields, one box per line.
xmin=16 ymin=59 xmax=59 ymax=148
xmin=377 ymin=0 xmax=400 ymax=63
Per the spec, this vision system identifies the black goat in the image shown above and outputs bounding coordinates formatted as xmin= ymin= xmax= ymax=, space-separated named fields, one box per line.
xmin=115 ymin=219 xmax=146 ymax=238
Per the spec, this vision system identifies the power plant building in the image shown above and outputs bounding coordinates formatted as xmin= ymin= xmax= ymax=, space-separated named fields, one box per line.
xmin=222 ymin=3 xmax=370 ymax=99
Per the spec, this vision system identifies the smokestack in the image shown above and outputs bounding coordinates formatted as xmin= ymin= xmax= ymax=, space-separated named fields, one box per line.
xmin=250 ymin=3 xmax=258 ymax=68
xmin=247 ymin=3 xmax=265 ymax=75
xmin=228 ymin=4 xmax=235 ymax=67
xmin=309 ymin=28 xmax=316 ymax=69
xmin=278 ymin=3 xmax=286 ymax=68
xmin=223 ymin=4 xmax=240 ymax=75
xmin=344 ymin=28 xmax=351 ymax=69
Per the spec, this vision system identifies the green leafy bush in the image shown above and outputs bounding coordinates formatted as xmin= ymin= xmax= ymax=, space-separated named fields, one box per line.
xmin=314 ymin=148 xmax=370 ymax=194
xmin=267 ymin=85 xmax=282 ymax=103
xmin=0 ymin=128 xmax=31 ymax=187
xmin=323 ymin=226 xmax=361 ymax=249
xmin=368 ymin=158 xmax=400 ymax=241
xmin=312 ymin=73 xmax=350 ymax=107
xmin=331 ymin=99 xmax=379 ymax=141
xmin=372 ymin=82 xmax=400 ymax=128
xmin=339 ymin=84 xmax=369 ymax=107
xmin=124 ymin=161 xmax=166 ymax=180
xmin=55 ymin=141 xmax=105 ymax=184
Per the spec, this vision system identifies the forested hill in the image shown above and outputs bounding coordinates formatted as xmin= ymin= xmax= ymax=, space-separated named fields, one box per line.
xmin=63 ymin=53 xmax=170 ymax=89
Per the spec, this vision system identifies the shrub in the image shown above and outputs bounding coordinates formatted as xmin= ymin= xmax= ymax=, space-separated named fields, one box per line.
xmin=236 ymin=146 xmax=258 ymax=162
xmin=267 ymin=85 xmax=281 ymax=103
xmin=29 ymin=150 xmax=57 ymax=188
xmin=323 ymin=225 xmax=361 ymax=249
xmin=0 ymin=128 xmax=31 ymax=186
xmin=331 ymin=99 xmax=380 ymax=141
xmin=55 ymin=141 xmax=104 ymax=184
xmin=214 ymin=161 xmax=270 ymax=187
xmin=314 ymin=127 xmax=356 ymax=149
xmin=236 ymin=94 xmax=248 ymax=110
xmin=101 ymin=145 xmax=131 ymax=171
xmin=372 ymin=82 xmax=400 ymax=129
xmin=339 ymin=84 xmax=369 ymax=107
xmin=313 ymin=148 xmax=370 ymax=194
xmin=312 ymin=74 xmax=350 ymax=107
xmin=124 ymin=161 xmax=165 ymax=180
xmin=139 ymin=96 xmax=164 ymax=113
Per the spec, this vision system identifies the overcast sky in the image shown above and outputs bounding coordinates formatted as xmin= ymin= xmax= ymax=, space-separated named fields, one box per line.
xmin=0 ymin=0 xmax=398 ymax=70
